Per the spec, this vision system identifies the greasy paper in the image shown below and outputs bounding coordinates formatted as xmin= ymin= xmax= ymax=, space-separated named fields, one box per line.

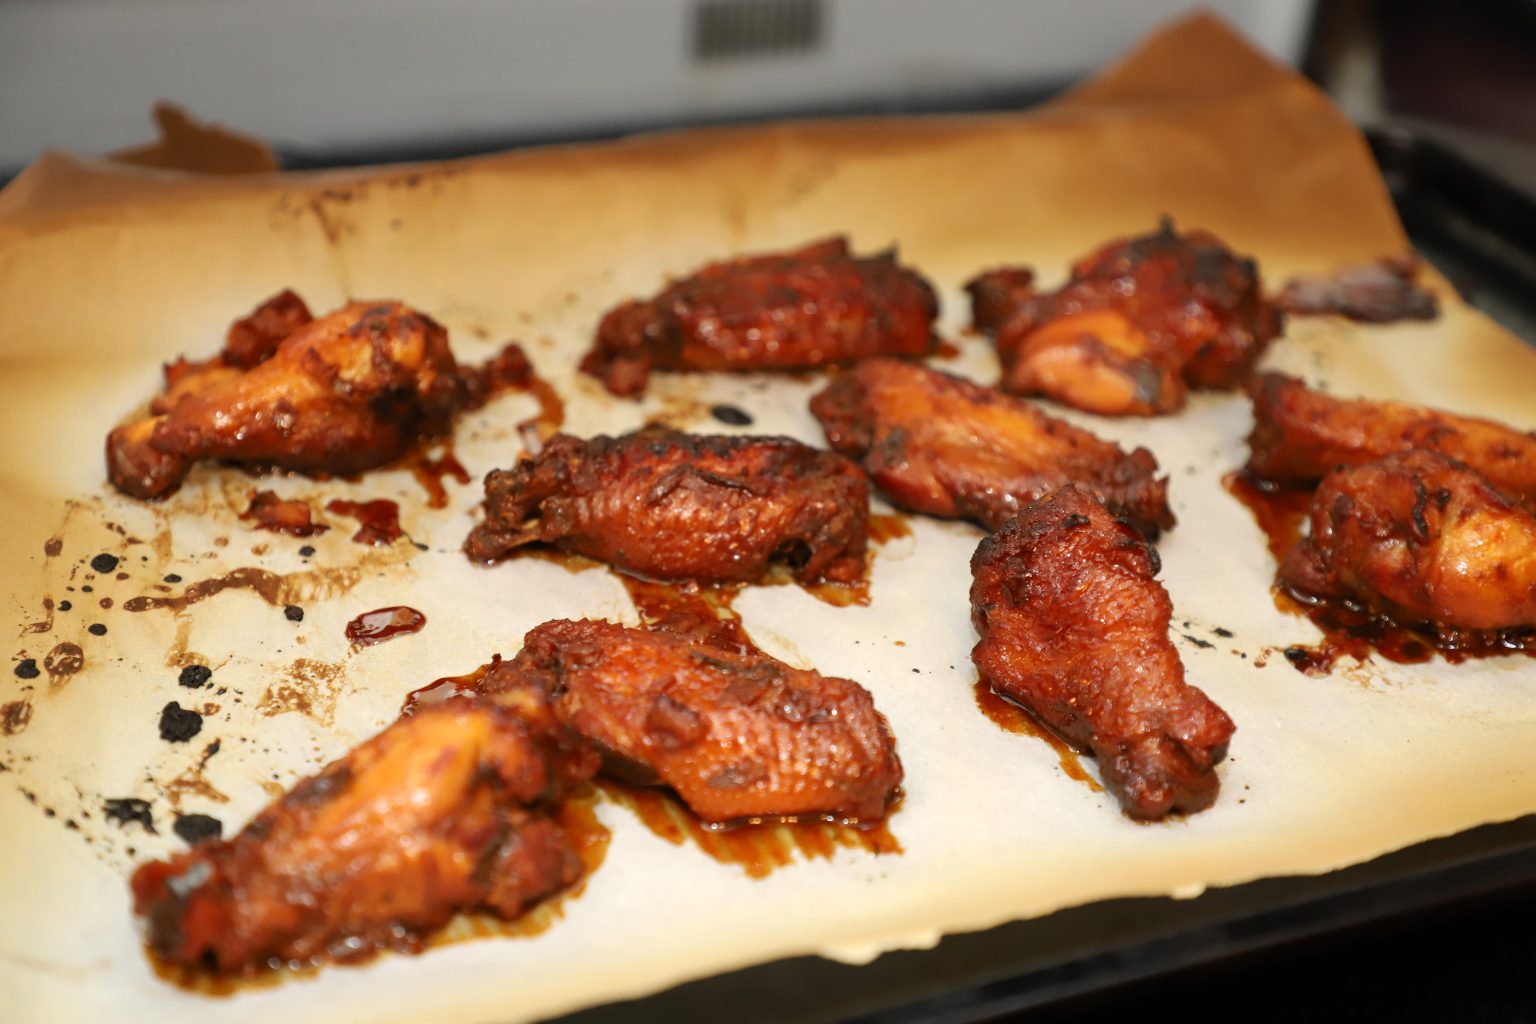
xmin=3 ymin=13 xmax=1535 ymax=1024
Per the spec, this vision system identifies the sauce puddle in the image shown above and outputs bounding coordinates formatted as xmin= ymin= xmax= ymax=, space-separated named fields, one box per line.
xmin=346 ymin=606 xmax=427 ymax=647
xmin=972 ymin=679 xmax=1101 ymax=792
xmin=325 ymin=499 xmax=403 ymax=546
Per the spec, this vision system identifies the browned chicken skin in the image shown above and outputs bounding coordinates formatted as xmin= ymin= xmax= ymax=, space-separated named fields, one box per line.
xmin=966 ymin=220 xmax=1282 ymax=416
xmin=581 ymin=236 xmax=939 ymax=397
xmin=1279 ymin=451 xmax=1536 ymax=633
xmin=107 ymin=293 xmax=526 ymax=500
xmin=970 ymin=487 xmax=1235 ymax=819
xmin=495 ymin=618 xmax=903 ymax=823
xmin=464 ymin=429 xmax=869 ymax=584
xmin=810 ymin=357 xmax=1174 ymax=536
xmin=130 ymin=702 xmax=597 ymax=974
xmin=1246 ymin=373 xmax=1536 ymax=505
xmin=1277 ymin=258 xmax=1438 ymax=324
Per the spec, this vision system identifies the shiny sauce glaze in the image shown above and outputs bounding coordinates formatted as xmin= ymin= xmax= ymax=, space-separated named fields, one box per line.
xmin=1223 ymin=470 xmax=1535 ymax=674
xmin=325 ymin=499 xmax=403 ymax=546
xmin=405 ymin=448 xmax=471 ymax=509
xmin=345 ymin=606 xmax=427 ymax=647
xmin=972 ymin=679 xmax=1102 ymax=792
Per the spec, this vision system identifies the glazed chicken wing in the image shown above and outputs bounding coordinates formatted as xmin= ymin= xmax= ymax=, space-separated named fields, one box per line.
xmin=1246 ymin=373 xmax=1536 ymax=504
xmin=131 ymin=702 xmax=596 ymax=973
xmin=1279 ymin=451 xmax=1536 ymax=632
xmin=810 ymin=357 xmax=1174 ymax=536
xmin=1277 ymin=258 xmax=1438 ymax=324
xmin=464 ymin=429 xmax=869 ymax=584
xmin=491 ymin=618 xmax=903 ymax=823
xmin=107 ymin=294 xmax=527 ymax=500
xmin=966 ymin=220 xmax=1282 ymax=416
xmin=581 ymin=236 xmax=939 ymax=397
xmin=970 ymin=487 xmax=1235 ymax=819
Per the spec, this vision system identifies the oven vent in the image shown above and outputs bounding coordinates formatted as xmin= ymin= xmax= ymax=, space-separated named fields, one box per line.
xmin=692 ymin=0 xmax=825 ymax=61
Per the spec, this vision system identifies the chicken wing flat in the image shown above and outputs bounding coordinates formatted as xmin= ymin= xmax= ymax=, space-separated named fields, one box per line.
xmin=107 ymin=295 xmax=527 ymax=500
xmin=810 ymin=357 xmax=1174 ymax=536
xmin=464 ymin=429 xmax=869 ymax=584
xmin=966 ymin=220 xmax=1282 ymax=416
xmin=970 ymin=486 xmax=1235 ymax=819
xmin=488 ymin=618 xmax=903 ymax=823
xmin=1246 ymin=373 xmax=1536 ymax=504
xmin=1279 ymin=451 xmax=1536 ymax=633
xmin=1277 ymin=258 xmax=1437 ymax=323
xmin=131 ymin=702 xmax=596 ymax=973
xmin=580 ymin=236 xmax=939 ymax=397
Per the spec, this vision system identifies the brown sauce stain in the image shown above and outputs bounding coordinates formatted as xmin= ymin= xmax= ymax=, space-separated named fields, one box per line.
xmin=163 ymin=741 xmax=230 ymax=811
xmin=619 ymin=576 xmax=753 ymax=652
xmin=407 ymin=449 xmax=471 ymax=509
xmin=973 ymin=679 xmax=1102 ymax=792
xmin=400 ymin=658 xmax=498 ymax=717
xmin=43 ymin=642 xmax=84 ymax=688
xmin=933 ymin=338 xmax=962 ymax=359
xmin=325 ymin=499 xmax=403 ymax=546
xmin=868 ymin=513 xmax=913 ymax=546
xmin=1224 ymin=470 xmax=1536 ymax=675
xmin=796 ymin=579 xmax=871 ymax=607
xmin=125 ymin=565 xmax=369 ymax=614
xmin=258 ymin=659 xmax=348 ymax=726
xmin=23 ymin=597 xmax=56 ymax=635
xmin=44 ymin=537 xmax=63 ymax=558
xmin=598 ymin=780 xmax=900 ymax=879
xmin=519 ymin=373 xmax=565 ymax=443
xmin=517 ymin=548 xmax=607 ymax=574
xmin=240 ymin=491 xmax=328 ymax=537
xmin=345 ymin=606 xmax=427 ymax=647
xmin=1 ymin=700 xmax=33 ymax=735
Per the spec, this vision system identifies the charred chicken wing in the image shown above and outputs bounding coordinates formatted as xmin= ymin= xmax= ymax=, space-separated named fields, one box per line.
xmin=581 ymin=236 xmax=939 ymax=397
xmin=810 ymin=357 xmax=1174 ymax=536
xmin=970 ymin=486 xmax=1235 ymax=819
xmin=966 ymin=220 xmax=1282 ymax=416
xmin=1277 ymin=258 xmax=1437 ymax=324
xmin=464 ymin=429 xmax=869 ymax=584
xmin=1246 ymin=373 xmax=1536 ymax=504
xmin=496 ymin=618 xmax=903 ymax=823
xmin=1279 ymin=450 xmax=1536 ymax=632
xmin=107 ymin=294 xmax=528 ymax=500
xmin=131 ymin=702 xmax=596 ymax=974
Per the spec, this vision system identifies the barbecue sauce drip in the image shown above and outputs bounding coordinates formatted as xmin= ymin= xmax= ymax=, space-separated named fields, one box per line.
xmin=972 ymin=679 xmax=1102 ymax=792
xmin=400 ymin=658 xmax=500 ymax=717
xmin=345 ymin=606 xmax=427 ymax=647
xmin=325 ymin=499 xmax=403 ymax=546
xmin=1223 ymin=470 xmax=1536 ymax=673
xmin=619 ymin=576 xmax=752 ymax=652
xmin=406 ymin=449 xmax=471 ymax=509
xmin=867 ymin=513 xmax=913 ymax=546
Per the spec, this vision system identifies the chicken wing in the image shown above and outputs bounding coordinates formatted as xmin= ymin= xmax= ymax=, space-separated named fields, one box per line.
xmin=970 ymin=486 xmax=1235 ymax=819
xmin=131 ymin=702 xmax=596 ymax=973
xmin=107 ymin=295 xmax=528 ymax=500
xmin=810 ymin=357 xmax=1174 ymax=536
xmin=966 ymin=220 xmax=1282 ymax=416
xmin=464 ymin=429 xmax=869 ymax=584
xmin=1277 ymin=258 xmax=1437 ymax=323
xmin=1279 ymin=451 xmax=1536 ymax=632
xmin=488 ymin=618 xmax=903 ymax=823
xmin=580 ymin=236 xmax=939 ymax=397
xmin=1245 ymin=373 xmax=1536 ymax=504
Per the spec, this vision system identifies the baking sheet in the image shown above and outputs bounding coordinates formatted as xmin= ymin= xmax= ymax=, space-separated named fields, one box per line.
xmin=3 ymin=13 xmax=1536 ymax=1024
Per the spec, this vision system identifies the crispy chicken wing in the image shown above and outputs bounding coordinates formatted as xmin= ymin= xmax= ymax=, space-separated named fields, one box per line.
xmin=810 ymin=357 xmax=1174 ymax=536
xmin=1279 ymin=451 xmax=1536 ymax=632
xmin=966 ymin=220 xmax=1282 ymax=416
xmin=107 ymin=295 xmax=527 ymax=500
xmin=1245 ymin=373 xmax=1536 ymax=504
xmin=131 ymin=702 xmax=596 ymax=973
xmin=1277 ymin=258 xmax=1437 ymax=323
xmin=581 ymin=236 xmax=939 ymax=397
xmin=489 ymin=618 xmax=902 ymax=823
xmin=970 ymin=487 xmax=1234 ymax=819
xmin=464 ymin=429 xmax=869 ymax=584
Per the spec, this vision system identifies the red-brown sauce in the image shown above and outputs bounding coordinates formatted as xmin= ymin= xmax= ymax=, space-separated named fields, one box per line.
xmin=401 ymin=657 xmax=500 ymax=717
xmin=973 ymin=679 xmax=1102 ymax=792
xmin=933 ymin=338 xmax=962 ymax=359
xmin=867 ymin=513 xmax=913 ymax=546
xmin=345 ymin=606 xmax=427 ymax=647
xmin=325 ymin=499 xmax=403 ymax=546
xmin=1223 ymin=470 xmax=1536 ymax=674
xmin=619 ymin=576 xmax=752 ymax=652
xmin=240 ymin=491 xmax=328 ymax=537
xmin=406 ymin=449 xmax=471 ymax=509
xmin=125 ymin=568 xmax=285 ymax=613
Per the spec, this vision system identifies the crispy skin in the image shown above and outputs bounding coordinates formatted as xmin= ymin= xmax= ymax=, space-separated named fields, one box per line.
xmin=130 ymin=703 xmax=596 ymax=973
xmin=223 ymin=289 xmax=315 ymax=368
xmin=1245 ymin=373 xmax=1536 ymax=504
xmin=1279 ymin=451 xmax=1536 ymax=632
xmin=970 ymin=487 xmax=1234 ymax=819
xmin=495 ymin=618 xmax=903 ymax=823
xmin=810 ymin=358 xmax=1174 ymax=536
xmin=581 ymin=236 xmax=939 ymax=397
xmin=464 ymin=429 xmax=869 ymax=584
xmin=107 ymin=297 xmax=528 ymax=500
xmin=966 ymin=221 xmax=1281 ymax=415
xmin=1278 ymin=258 xmax=1437 ymax=323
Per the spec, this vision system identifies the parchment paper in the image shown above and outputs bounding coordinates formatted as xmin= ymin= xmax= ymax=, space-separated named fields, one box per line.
xmin=3 ymin=13 xmax=1535 ymax=1024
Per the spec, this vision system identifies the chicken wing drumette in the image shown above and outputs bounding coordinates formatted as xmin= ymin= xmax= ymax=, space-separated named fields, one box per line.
xmin=1279 ymin=450 xmax=1536 ymax=633
xmin=581 ymin=236 xmax=939 ymax=397
xmin=966 ymin=220 xmax=1282 ymax=416
xmin=131 ymin=701 xmax=599 ymax=974
xmin=488 ymin=618 xmax=903 ymax=823
xmin=464 ymin=429 xmax=869 ymax=584
xmin=107 ymin=293 xmax=529 ymax=499
xmin=970 ymin=486 xmax=1235 ymax=819
xmin=810 ymin=357 xmax=1174 ymax=536
xmin=1245 ymin=373 xmax=1536 ymax=505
